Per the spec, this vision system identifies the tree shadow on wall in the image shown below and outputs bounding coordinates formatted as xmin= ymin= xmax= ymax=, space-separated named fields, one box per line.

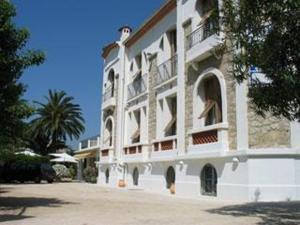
xmin=0 ymin=196 xmax=75 ymax=223
xmin=206 ymin=201 xmax=300 ymax=225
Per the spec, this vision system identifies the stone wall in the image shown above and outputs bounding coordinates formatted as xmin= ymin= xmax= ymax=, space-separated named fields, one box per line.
xmin=184 ymin=53 xmax=237 ymax=150
xmin=248 ymin=107 xmax=291 ymax=148
xmin=148 ymin=56 xmax=158 ymax=144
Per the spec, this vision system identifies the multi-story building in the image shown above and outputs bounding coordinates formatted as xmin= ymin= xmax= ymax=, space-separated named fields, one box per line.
xmin=98 ymin=0 xmax=300 ymax=201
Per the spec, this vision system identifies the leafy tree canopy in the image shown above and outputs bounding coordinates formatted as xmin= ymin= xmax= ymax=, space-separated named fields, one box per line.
xmin=31 ymin=90 xmax=85 ymax=153
xmin=0 ymin=0 xmax=45 ymax=149
xmin=222 ymin=0 xmax=300 ymax=120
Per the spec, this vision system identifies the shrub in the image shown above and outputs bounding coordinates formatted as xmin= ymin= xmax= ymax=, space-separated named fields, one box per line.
xmin=83 ymin=166 xmax=98 ymax=183
xmin=68 ymin=165 xmax=77 ymax=180
xmin=0 ymin=151 xmax=51 ymax=183
xmin=52 ymin=164 xmax=71 ymax=180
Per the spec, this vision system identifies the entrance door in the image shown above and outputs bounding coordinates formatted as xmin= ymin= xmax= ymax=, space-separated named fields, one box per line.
xmin=132 ymin=167 xmax=139 ymax=186
xmin=166 ymin=166 xmax=175 ymax=189
xmin=105 ymin=168 xmax=109 ymax=184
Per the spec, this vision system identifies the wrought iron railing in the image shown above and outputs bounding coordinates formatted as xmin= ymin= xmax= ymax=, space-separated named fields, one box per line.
xmin=103 ymin=86 xmax=114 ymax=102
xmin=127 ymin=73 xmax=147 ymax=100
xmin=186 ymin=17 xmax=217 ymax=50
xmin=156 ymin=55 xmax=177 ymax=85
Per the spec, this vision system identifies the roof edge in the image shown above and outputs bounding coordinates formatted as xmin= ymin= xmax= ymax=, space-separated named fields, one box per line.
xmin=124 ymin=0 xmax=176 ymax=48
xmin=101 ymin=42 xmax=119 ymax=59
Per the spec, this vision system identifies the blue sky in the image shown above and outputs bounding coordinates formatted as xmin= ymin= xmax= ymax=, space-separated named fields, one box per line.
xmin=12 ymin=0 xmax=164 ymax=149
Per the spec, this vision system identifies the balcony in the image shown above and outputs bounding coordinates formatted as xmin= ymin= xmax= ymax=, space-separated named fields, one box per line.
xmin=155 ymin=55 xmax=177 ymax=88
xmin=187 ymin=123 xmax=229 ymax=156
xmin=186 ymin=18 xmax=223 ymax=63
xmin=151 ymin=136 xmax=178 ymax=160
xmin=127 ymin=74 xmax=148 ymax=101
xmin=123 ymin=143 xmax=148 ymax=162
xmin=102 ymin=86 xmax=116 ymax=110
xmin=99 ymin=147 xmax=115 ymax=164
xmin=79 ymin=136 xmax=100 ymax=150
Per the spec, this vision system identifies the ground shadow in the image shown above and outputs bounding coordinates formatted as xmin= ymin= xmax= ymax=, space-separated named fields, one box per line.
xmin=0 ymin=196 xmax=75 ymax=223
xmin=207 ymin=201 xmax=300 ymax=225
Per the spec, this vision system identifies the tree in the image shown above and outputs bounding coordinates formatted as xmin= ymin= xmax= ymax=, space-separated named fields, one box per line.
xmin=31 ymin=90 xmax=85 ymax=153
xmin=221 ymin=0 xmax=300 ymax=121
xmin=25 ymin=132 xmax=67 ymax=156
xmin=0 ymin=0 xmax=45 ymax=149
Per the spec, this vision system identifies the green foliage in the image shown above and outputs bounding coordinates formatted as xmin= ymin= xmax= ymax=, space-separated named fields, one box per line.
xmin=0 ymin=151 xmax=50 ymax=182
xmin=221 ymin=0 xmax=300 ymax=120
xmin=0 ymin=151 xmax=49 ymax=165
xmin=83 ymin=166 xmax=98 ymax=183
xmin=52 ymin=164 xmax=71 ymax=180
xmin=68 ymin=165 xmax=77 ymax=180
xmin=0 ymin=0 xmax=45 ymax=148
xmin=31 ymin=90 xmax=85 ymax=153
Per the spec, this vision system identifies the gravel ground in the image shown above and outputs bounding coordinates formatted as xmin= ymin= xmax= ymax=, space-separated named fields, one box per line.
xmin=0 ymin=183 xmax=299 ymax=225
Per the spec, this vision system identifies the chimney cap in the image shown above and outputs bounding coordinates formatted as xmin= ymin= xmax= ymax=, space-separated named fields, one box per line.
xmin=118 ymin=25 xmax=132 ymax=32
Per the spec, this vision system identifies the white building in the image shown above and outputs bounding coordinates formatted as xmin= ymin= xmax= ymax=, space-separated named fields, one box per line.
xmin=98 ymin=0 xmax=300 ymax=201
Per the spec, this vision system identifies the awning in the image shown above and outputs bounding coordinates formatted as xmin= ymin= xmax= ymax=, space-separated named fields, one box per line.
xmin=74 ymin=152 xmax=96 ymax=160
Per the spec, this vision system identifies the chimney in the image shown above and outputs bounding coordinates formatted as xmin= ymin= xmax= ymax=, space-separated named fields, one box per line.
xmin=118 ymin=26 xmax=132 ymax=42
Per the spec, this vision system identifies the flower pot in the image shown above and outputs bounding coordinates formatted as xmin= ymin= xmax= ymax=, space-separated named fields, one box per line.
xmin=170 ymin=183 xmax=175 ymax=194
xmin=118 ymin=179 xmax=126 ymax=188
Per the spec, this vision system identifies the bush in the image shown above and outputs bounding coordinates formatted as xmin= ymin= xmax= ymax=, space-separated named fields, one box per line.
xmin=83 ymin=166 xmax=98 ymax=183
xmin=68 ymin=165 xmax=77 ymax=180
xmin=52 ymin=164 xmax=71 ymax=180
xmin=0 ymin=151 xmax=51 ymax=183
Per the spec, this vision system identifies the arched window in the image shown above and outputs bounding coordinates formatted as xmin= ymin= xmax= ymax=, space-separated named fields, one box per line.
xmin=132 ymin=167 xmax=139 ymax=186
xmin=104 ymin=117 xmax=113 ymax=146
xmin=193 ymin=69 xmax=227 ymax=128
xmin=166 ymin=166 xmax=175 ymax=189
xmin=199 ymin=76 xmax=222 ymax=126
xmin=105 ymin=168 xmax=109 ymax=184
xmin=201 ymin=164 xmax=217 ymax=196
xmin=107 ymin=69 xmax=115 ymax=97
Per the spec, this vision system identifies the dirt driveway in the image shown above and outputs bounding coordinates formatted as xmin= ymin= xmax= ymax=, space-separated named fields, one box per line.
xmin=0 ymin=183 xmax=299 ymax=225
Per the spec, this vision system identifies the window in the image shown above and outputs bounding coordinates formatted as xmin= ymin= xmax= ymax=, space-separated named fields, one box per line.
xmin=159 ymin=37 xmax=164 ymax=50
xmin=131 ymin=110 xmax=141 ymax=144
xmin=164 ymin=96 xmax=177 ymax=136
xmin=201 ymin=164 xmax=217 ymax=196
xmin=168 ymin=29 xmax=177 ymax=57
xmin=196 ymin=0 xmax=218 ymax=19
xmin=196 ymin=0 xmax=219 ymax=39
xmin=199 ymin=76 xmax=222 ymax=126
xmin=132 ymin=54 xmax=142 ymax=79
xmin=104 ymin=118 xmax=113 ymax=146
xmin=130 ymin=62 xmax=134 ymax=72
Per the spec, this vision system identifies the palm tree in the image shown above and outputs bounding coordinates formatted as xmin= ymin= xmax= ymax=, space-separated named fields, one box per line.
xmin=31 ymin=90 xmax=85 ymax=153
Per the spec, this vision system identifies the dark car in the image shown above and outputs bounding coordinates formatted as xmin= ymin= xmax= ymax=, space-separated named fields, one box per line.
xmin=3 ymin=162 xmax=56 ymax=183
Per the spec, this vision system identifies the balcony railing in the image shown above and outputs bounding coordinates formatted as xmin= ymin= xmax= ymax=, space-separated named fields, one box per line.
xmin=192 ymin=129 xmax=218 ymax=145
xmin=79 ymin=136 xmax=100 ymax=150
xmin=103 ymin=86 xmax=114 ymax=102
xmin=127 ymin=74 xmax=147 ymax=100
xmin=153 ymin=136 xmax=177 ymax=152
xmin=186 ymin=17 xmax=217 ymax=50
xmin=123 ymin=145 xmax=143 ymax=155
xmin=156 ymin=55 xmax=177 ymax=86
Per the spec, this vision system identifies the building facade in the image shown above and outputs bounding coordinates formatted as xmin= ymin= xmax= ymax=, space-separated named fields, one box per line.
xmin=98 ymin=0 xmax=300 ymax=201
xmin=75 ymin=135 xmax=100 ymax=181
